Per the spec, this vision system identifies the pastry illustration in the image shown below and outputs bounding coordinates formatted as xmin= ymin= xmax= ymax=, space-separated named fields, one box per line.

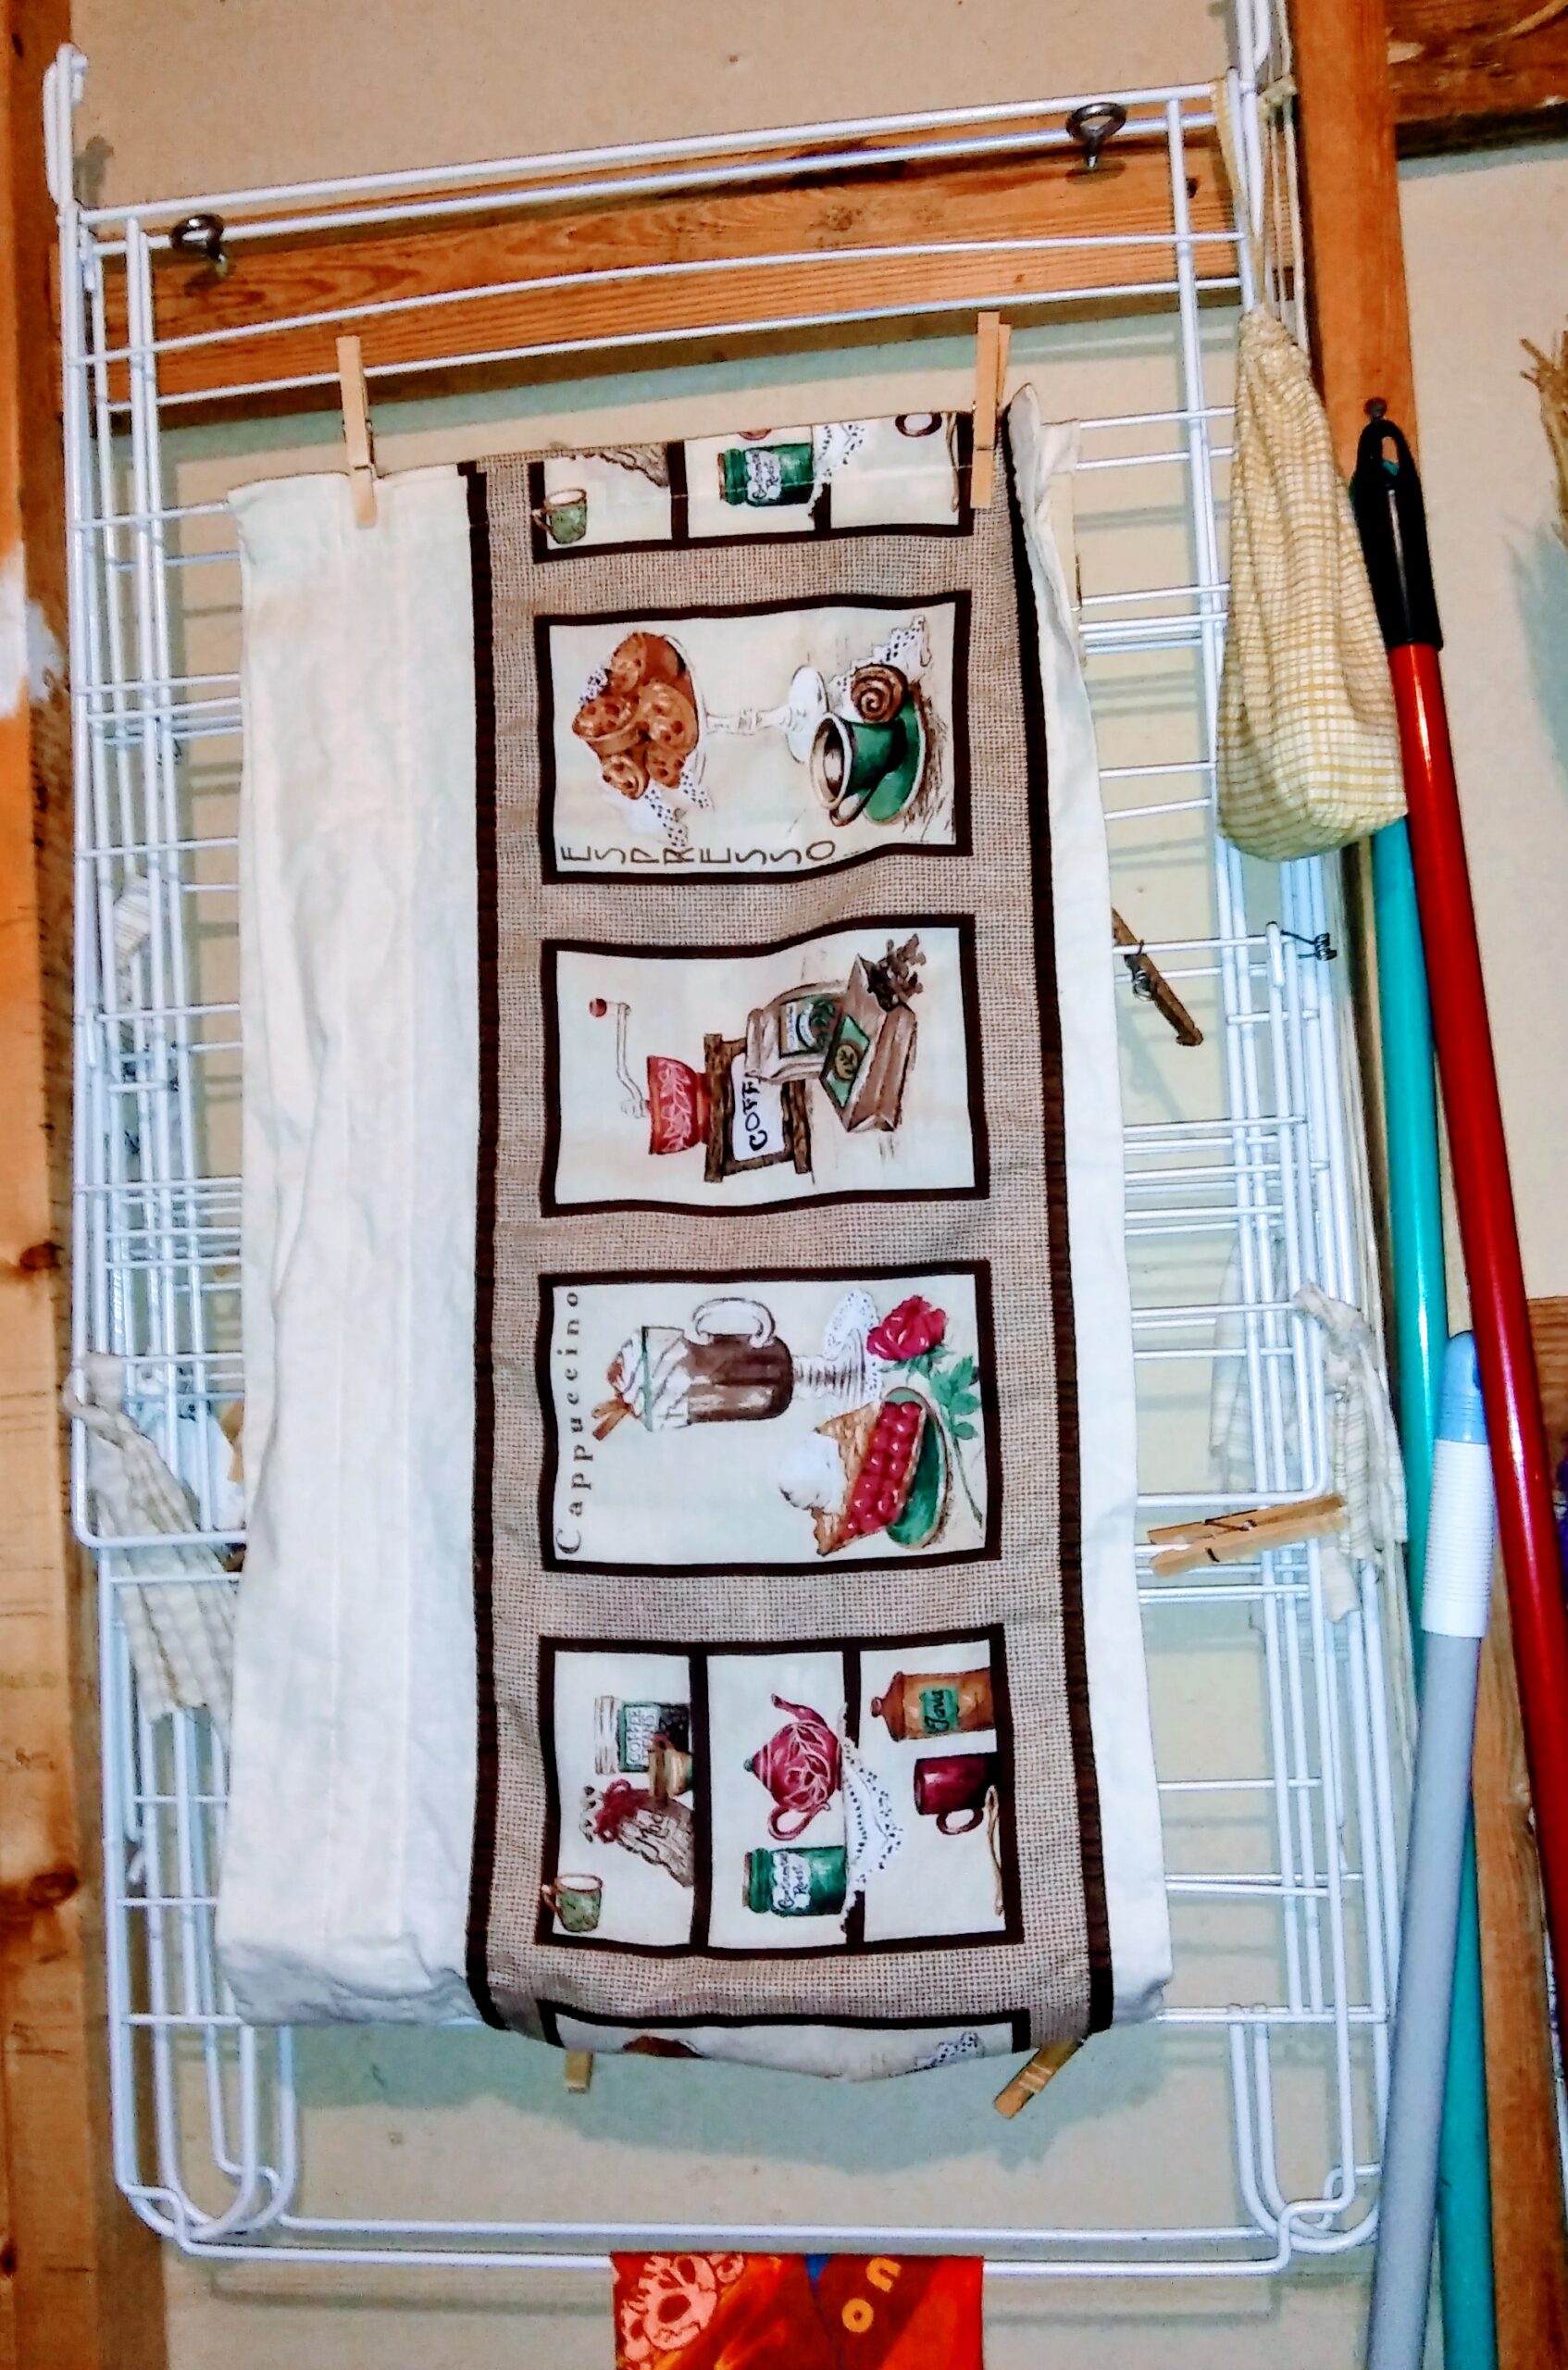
xmin=778 ymin=1391 xmax=947 ymax=1554
xmin=573 ymin=632 xmax=702 ymax=817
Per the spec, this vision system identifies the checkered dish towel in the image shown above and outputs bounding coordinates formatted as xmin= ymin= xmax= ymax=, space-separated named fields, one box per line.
xmin=1217 ymin=308 xmax=1406 ymax=861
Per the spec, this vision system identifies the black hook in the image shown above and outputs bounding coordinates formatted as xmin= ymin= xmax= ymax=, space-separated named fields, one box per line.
xmin=169 ymin=212 xmax=230 ymax=279
xmin=1065 ymin=100 xmax=1128 ymax=175
xmin=1350 ymin=402 xmax=1442 ymax=654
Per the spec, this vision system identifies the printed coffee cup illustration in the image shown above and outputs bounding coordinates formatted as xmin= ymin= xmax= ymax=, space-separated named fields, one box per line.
xmin=913 ymin=1750 xmax=1000 ymax=1834
xmin=534 ymin=486 xmax=589 ymax=545
xmin=872 ymin=1665 xmax=995 ymax=1741
xmin=810 ymin=664 xmax=926 ymax=828
xmin=744 ymin=1694 xmax=841 ymax=1840
xmin=540 ymin=1872 xmax=603 ymax=1932
xmin=743 ymin=1843 xmax=848 ymax=1917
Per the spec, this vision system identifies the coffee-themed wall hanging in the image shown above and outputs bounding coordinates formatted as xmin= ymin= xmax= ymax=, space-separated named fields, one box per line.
xmin=223 ymin=397 xmax=1169 ymax=2080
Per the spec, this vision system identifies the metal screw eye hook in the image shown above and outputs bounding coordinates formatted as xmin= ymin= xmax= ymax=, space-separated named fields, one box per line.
xmin=1065 ymin=100 xmax=1128 ymax=176
xmin=169 ymin=212 xmax=230 ymax=279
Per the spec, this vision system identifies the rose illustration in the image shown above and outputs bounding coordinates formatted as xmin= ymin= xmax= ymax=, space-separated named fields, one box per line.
xmin=865 ymin=1294 xmax=985 ymax=1533
xmin=867 ymin=1295 xmax=947 ymax=1364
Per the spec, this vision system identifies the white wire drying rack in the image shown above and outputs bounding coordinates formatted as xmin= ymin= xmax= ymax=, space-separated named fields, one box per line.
xmin=51 ymin=0 xmax=1408 ymax=2281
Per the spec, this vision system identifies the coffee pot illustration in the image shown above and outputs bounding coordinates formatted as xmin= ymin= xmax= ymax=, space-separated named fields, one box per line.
xmin=593 ymin=1291 xmax=885 ymax=1439
xmin=744 ymin=1694 xmax=842 ymax=1840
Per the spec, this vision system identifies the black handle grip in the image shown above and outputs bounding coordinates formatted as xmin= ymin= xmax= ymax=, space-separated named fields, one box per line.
xmin=1350 ymin=409 xmax=1443 ymax=654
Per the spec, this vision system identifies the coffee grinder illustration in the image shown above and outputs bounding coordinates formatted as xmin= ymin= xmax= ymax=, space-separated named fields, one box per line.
xmin=589 ymin=996 xmax=814 ymax=1181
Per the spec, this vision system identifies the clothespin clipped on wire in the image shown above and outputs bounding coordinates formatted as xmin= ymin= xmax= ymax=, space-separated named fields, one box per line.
xmin=970 ymin=312 xmax=1012 ymax=508
xmin=1146 ymin=1492 xmax=1347 ymax=1578
xmin=1111 ymin=909 xmax=1204 ymax=1046
xmin=336 ymin=334 xmax=379 ymax=527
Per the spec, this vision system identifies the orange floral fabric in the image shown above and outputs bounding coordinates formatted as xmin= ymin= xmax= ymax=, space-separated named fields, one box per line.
xmin=613 ymin=2252 xmax=983 ymax=2369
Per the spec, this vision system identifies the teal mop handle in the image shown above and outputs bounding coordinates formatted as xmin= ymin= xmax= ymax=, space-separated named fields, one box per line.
xmin=1368 ymin=1335 xmax=1497 ymax=2370
xmin=1373 ymin=819 xmax=1497 ymax=2370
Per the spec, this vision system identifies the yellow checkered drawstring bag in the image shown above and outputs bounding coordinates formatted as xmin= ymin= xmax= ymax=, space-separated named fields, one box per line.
xmin=1217 ymin=307 xmax=1406 ymax=860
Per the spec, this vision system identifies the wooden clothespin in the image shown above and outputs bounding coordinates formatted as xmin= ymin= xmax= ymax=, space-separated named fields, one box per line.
xmin=336 ymin=333 xmax=378 ymax=527
xmin=1147 ymin=1492 xmax=1346 ymax=1578
xmin=1112 ymin=909 xmax=1204 ymax=1046
xmin=993 ymin=2036 xmax=1080 ymax=2118
xmin=970 ymin=312 xmax=1012 ymax=508
xmin=564 ymin=2050 xmax=594 ymax=2095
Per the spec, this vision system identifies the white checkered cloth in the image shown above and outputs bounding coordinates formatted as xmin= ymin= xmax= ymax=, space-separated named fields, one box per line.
xmin=63 ymin=1352 xmax=237 ymax=1733
xmin=1292 ymin=1282 xmax=1407 ymax=1621
xmin=1217 ymin=307 xmax=1406 ymax=861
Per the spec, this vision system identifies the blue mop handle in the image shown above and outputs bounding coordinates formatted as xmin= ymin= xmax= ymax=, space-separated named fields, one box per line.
xmin=1368 ymin=1334 xmax=1497 ymax=2370
xmin=1422 ymin=1334 xmax=1496 ymax=1640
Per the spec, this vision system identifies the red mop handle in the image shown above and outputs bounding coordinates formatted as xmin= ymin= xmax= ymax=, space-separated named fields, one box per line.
xmin=1388 ymin=642 xmax=1568 ymax=1966
xmin=1351 ymin=407 xmax=1568 ymax=1990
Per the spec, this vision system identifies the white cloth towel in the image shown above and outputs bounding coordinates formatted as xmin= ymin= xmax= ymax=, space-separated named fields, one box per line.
xmin=63 ymin=1352 xmax=237 ymax=1731
xmin=1292 ymin=1281 xmax=1407 ymax=1621
xmin=217 ymin=468 xmax=479 ymax=2024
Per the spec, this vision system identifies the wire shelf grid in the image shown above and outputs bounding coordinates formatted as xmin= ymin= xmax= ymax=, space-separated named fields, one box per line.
xmin=53 ymin=0 xmax=1406 ymax=2281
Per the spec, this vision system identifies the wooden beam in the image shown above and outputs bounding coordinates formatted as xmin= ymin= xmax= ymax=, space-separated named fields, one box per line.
xmin=1390 ymin=0 xmax=1568 ymax=156
xmin=1295 ymin=8 xmax=1568 ymax=2354
xmin=1474 ymin=1576 xmax=1568 ymax=2365
xmin=1291 ymin=0 xmax=1417 ymax=475
xmin=0 ymin=9 xmax=166 ymax=2366
xmin=97 ymin=131 xmax=1233 ymax=406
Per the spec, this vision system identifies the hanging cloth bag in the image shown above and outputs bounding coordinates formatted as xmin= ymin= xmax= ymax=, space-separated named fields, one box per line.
xmin=1216 ymin=305 xmax=1406 ymax=860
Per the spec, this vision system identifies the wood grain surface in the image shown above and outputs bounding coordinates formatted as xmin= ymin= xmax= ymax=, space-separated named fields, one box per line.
xmin=97 ymin=132 xmax=1233 ymax=406
xmin=1474 ymin=1567 xmax=1568 ymax=2366
xmin=1292 ymin=0 xmax=1418 ymax=471
xmin=1391 ymin=0 xmax=1568 ymax=155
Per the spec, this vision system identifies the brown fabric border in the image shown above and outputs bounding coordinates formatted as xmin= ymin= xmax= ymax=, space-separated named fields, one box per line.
xmin=462 ymin=460 xmax=507 ymax=2030
xmin=1003 ymin=424 xmax=1113 ymax=2032
xmin=537 ymin=2001 xmax=1032 ymax=2052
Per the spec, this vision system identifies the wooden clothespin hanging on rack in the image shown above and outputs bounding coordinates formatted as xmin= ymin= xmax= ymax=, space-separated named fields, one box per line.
xmin=1147 ymin=1493 xmax=1346 ymax=1578
xmin=1112 ymin=908 xmax=1204 ymax=1047
xmin=993 ymin=2036 xmax=1080 ymax=2119
xmin=970 ymin=311 xmax=1012 ymax=509
xmin=336 ymin=333 xmax=378 ymax=527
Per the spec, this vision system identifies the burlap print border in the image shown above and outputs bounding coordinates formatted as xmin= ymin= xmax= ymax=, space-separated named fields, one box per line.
xmin=463 ymin=419 xmax=1113 ymax=2061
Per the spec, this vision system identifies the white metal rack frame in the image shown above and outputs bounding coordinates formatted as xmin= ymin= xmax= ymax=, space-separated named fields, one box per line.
xmin=50 ymin=0 xmax=1407 ymax=2280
